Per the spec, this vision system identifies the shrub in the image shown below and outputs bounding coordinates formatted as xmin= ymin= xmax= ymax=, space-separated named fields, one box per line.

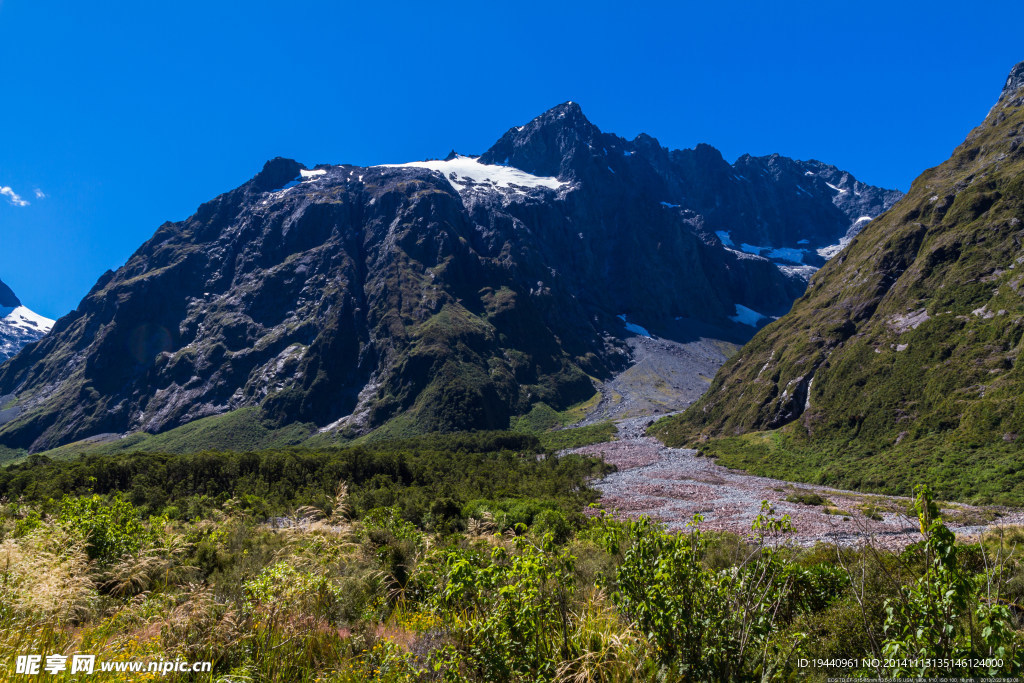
xmin=57 ymin=494 xmax=147 ymax=563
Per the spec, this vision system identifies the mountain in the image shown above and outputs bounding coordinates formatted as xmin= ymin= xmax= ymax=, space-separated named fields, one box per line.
xmin=0 ymin=104 xmax=898 ymax=453
xmin=480 ymin=103 xmax=902 ymax=276
xmin=0 ymin=278 xmax=53 ymax=362
xmin=652 ymin=62 xmax=1024 ymax=504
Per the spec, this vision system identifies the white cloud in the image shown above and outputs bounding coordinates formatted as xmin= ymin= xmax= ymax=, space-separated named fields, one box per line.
xmin=34 ymin=188 xmax=46 ymax=199
xmin=1 ymin=186 xmax=29 ymax=207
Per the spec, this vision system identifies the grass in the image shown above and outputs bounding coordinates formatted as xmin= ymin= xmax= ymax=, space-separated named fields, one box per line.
xmin=20 ymin=408 xmax=317 ymax=464
xmin=684 ymin=428 xmax=1024 ymax=506
xmin=538 ymin=421 xmax=617 ymax=451
xmin=505 ymin=393 xmax=616 ymax=452
xmin=14 ymin=389 xmax=619 ymax=466
xmin=0 ymin=445 xmax=25 ymax=465
xmin=509 ymin=393 xmax=604 ymax=433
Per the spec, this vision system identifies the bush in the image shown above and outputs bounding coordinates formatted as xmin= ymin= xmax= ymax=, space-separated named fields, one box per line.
xmin=57 ymin=494 xmax=147 ymax=563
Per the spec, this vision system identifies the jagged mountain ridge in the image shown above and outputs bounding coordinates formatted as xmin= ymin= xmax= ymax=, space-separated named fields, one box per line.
xmin=481 ymin=103 xmax=902 ymax=272
xmin=652 ymin=62 xmax=1024 ymax=502
xmin=0 ymin=103 xmax=898 ymax=452
xmin=0 ymin=278 xmax=54 ymax=362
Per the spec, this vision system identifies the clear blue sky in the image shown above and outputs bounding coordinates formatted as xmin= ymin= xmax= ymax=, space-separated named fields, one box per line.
xmin=2 ymin=0 xmax=1022 ymax=319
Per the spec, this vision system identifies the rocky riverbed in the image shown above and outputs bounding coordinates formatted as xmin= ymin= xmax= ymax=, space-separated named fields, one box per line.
xmin=573 ymin=418 xmax=1024 ymax=548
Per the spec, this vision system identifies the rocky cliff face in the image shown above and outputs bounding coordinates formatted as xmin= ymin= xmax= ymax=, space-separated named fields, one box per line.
xmin=0 ymin=279 xmax=53 ymax=363
xmin=0 ymin=104 xmax=898 ymax=451
xmin=652 ymin=61 xmax=1024 ymax=500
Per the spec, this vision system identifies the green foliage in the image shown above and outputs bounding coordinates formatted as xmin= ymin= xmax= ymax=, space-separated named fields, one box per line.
xmin=881 ymin=485 xmax=1023 ymax=676
xmin=244 ymin=560 xmax=344 ymax=620
xmin=0 ymin=444 xmax=25 ymax=465
xmin=508 ymin=393 xmax=605 ymax=436
xmin=57 ymin=494 xmax=147 ymax=563
xmin=29 ymin=407 xmax=317 ymax=461
xmin=3 ymin=479 xmax=1024 ymax=681
xmin=785 ymin=491 xmax=827 ymax=506
xmin=679 ymin=428 xmax=1024 ymax=505
xmin=0 ymin=431 xmax=612 ymax=525
xmin=509 ymin=401 xmax=566 ymax=432
xmin=424 ymin=534 xmax=578 ymax=681
xmin=600 ymin=505 xmax=814 ymax=680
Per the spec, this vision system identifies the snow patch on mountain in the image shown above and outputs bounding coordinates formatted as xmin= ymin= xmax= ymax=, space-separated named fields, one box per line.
xmin=1 ymin=305 xmax=55 ymax=361
xmin=738 ymin=243 xmax=805 ymax=264
xmin=777 ymin=264 xmax=818 ymax=281
xmin=617 ymin=314 xmax=652 ymax=338
xmin=730 ymin=305 xmax=765 ymax=327
xmin=380 ymin=155 xmax=567 ymax=196
xmin=2 ymin=306 xmax=53 ymax=332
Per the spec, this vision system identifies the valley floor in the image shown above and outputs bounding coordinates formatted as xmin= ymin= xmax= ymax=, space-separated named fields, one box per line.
xmin=575 ymin=417 xmax=1024 ymax=549
xmin=572 ymin=330 xmax=1024 ymax=548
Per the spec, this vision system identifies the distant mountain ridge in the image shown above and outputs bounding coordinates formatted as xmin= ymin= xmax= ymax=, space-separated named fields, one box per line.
xmin=480 ymin=102 xmax=902 ymax=274
xmin=652 ymin=61 xmax=1024 ymax=503
xmin=0 ymin=278 xmax=53 ymax=363
xmin=0 ymin=104 xmax=898 ymax=452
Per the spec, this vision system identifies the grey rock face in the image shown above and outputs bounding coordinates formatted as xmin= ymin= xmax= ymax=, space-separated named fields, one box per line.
xmin=1004 ymin=61 xmax=1024 ymax=100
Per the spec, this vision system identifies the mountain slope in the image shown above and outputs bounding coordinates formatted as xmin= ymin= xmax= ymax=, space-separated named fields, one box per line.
xmin=0 ymin=278 xmax=53 ymax=362
xmin=0 ymin=104 xmax=897 ymax=452
xmin=652 ymin=62 xmax=1024 ymax=504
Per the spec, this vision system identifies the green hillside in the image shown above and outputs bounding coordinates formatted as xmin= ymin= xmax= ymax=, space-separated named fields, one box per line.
xmin=653 ymin=63 xmax=1024 ymax=504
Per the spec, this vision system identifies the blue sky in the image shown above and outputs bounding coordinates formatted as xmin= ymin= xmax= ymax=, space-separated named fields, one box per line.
xmin=1 ymin=0 xmax=1022 ymax=319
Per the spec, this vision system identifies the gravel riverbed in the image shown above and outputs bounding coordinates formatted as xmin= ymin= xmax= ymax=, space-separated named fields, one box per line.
xmin=573 ymin=419 xmax=1024 ymax=549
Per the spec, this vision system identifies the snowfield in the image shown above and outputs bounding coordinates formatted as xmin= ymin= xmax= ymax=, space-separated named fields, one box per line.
xmin=379 ymin=155 xmax=567 ymax=196
xmin=1 ymin=305 xmax=54 ymax=360
xmin=1 ymin=305 xmax=53 ymax=333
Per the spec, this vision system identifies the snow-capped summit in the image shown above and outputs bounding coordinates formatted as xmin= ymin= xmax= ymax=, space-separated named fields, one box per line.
xmin=0 ymin=279 xmax=54 ymax=362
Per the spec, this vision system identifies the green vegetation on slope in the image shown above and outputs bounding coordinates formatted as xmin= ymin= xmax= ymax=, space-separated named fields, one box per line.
xmin=690 ymin=430 xmax=1024 ymax=506
xmin=652 ymin=65 xmax=1024 ymax=503
xmin=0 ymin=431 xmax=611 ymax=526
xmin=507 ymin=395 xmax=617 ymax=450
xmin=2 ymin=474 xmax=1022 ymax=681
xmin=7 ymin=396 xmax=615 ymax=482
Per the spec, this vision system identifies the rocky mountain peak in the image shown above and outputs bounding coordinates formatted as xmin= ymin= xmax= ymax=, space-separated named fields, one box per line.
xmin=250 ymin=157 xmax=305 ymax=192
xmin=478 ymin=101 xmax=601 ymax=178
xmin=533 ymin=101 xmax=589 ymax=127
xmin=690 ymin=142 xmax=726 ymax=164
xmin=0 ymin=279 xmax=20 ymax=309
xmin=1002 ymin=61 xmax=1024 ymax=101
